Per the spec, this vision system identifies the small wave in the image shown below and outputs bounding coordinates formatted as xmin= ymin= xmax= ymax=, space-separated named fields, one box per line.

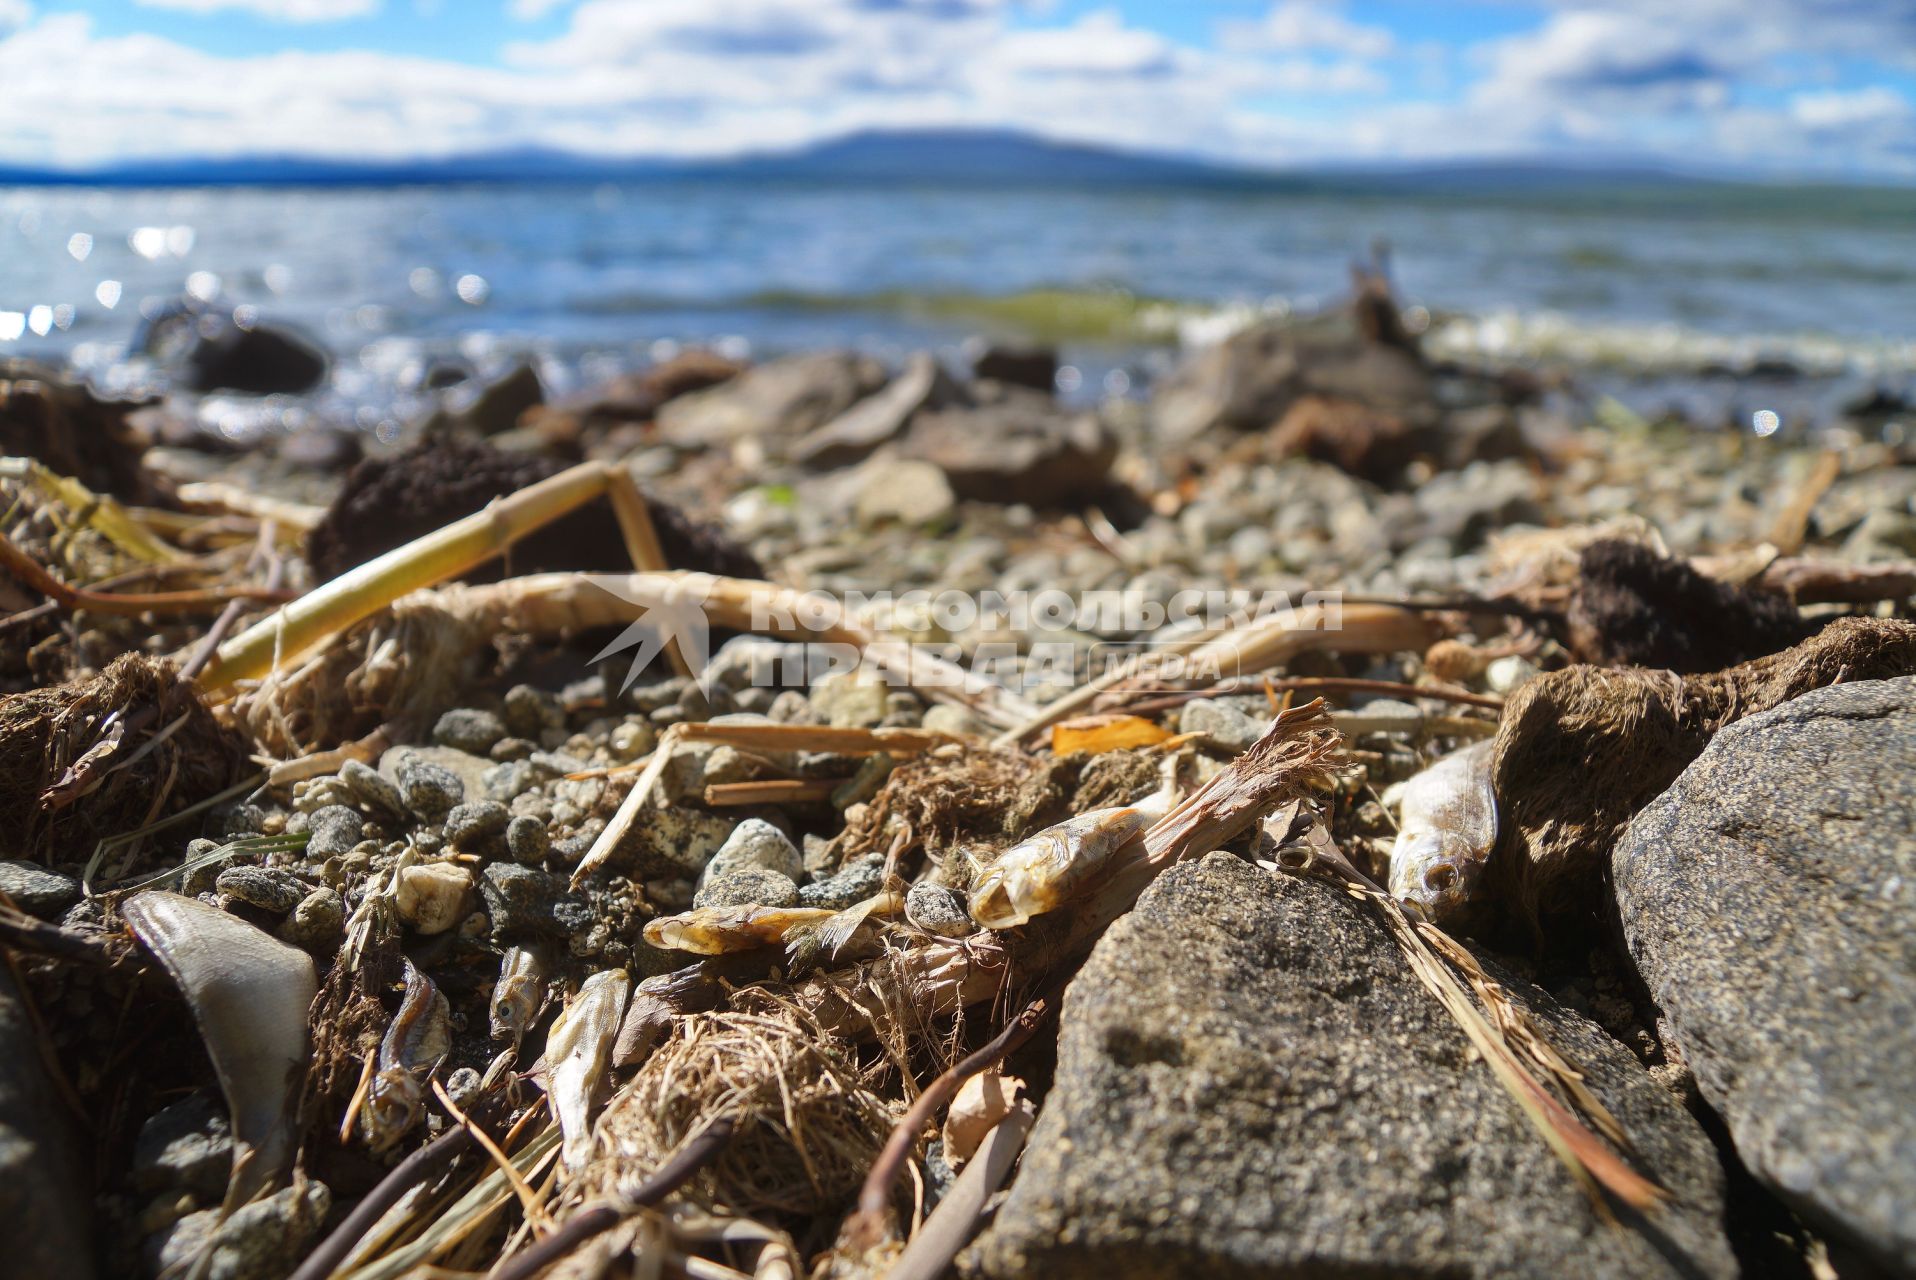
xmin=1422 ymin=308 xmax=1916 ymax=377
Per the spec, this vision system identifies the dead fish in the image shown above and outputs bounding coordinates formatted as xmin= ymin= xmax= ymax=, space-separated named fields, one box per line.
xmin=643 ymin=904 xmax=840 ymax=955
xmin=968 ymin=805 xmax=1153 ymax=930
xmin=490 ymin=944 xmax=550 ymax=1048
xmin=1386 ymin=739 xmax=1499 ymax=925
xmin=545 ymin=969 xmax=630 ymax=1169
xmin=363 ymin=958 xmax=450 ymax=1152
xmin=123 ymin=890 xmax=317 ymax=1210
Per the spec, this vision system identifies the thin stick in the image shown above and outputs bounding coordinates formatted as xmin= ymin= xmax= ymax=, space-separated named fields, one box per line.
xmin=197 ymin=460 xmax=625 ymax=691
xmin=289 ymin=1121 xmax=482 ymax=1280
xmin=433 ymin=1080 xmax=549 ymax=1233
xmin=600 ymin=467 xmax=691 ymax=678
xmin=1766 ymin=449 xmax=1842 ymax=557
xmin=883 ymin=1105 xmax=1036 ymax=1280
xmin=488 ymin=1115 xmax=736 ymax=1280
xmin=1108 ymin=676 xmax=1505 ymax=715
xmin=843 ymin=994 xmax=1053 ymax=1252
xmin=0 ymin=532 xmax=295 ymax=615
xmin=703 ymin=779 xmax=841 ymax=807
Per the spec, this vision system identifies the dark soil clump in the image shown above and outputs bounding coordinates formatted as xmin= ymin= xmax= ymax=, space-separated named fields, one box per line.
xmin=305 ymin=440 xmax=764 ymax=584
xmin=1566 ymin=539 xmax=1816 ymax=673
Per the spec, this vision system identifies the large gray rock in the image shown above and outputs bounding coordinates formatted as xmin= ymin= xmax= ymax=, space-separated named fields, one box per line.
xmin=1615 ymin=676 xmax=1916 ymax=1273
xmin=975 ymin=853 xmax=1735 ymax=1280
xmin=791 ymin=352 xmax=957 ymax=467
xmin=0 ymin=967 xmax=95 ymax=1280
xmin=656 ymin=352 xmax=886 ymax=447
xmin=1149 ymin=320 xmax=1432 ymax=446
xmin=900 ymin=385 xmax=1114 ymax=507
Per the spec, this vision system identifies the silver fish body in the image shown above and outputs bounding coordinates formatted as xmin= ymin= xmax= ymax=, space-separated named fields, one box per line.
xmin=1387 ymin=740 xmax=1498 ymax=925
xmin=364 ymin=958 xmax=449 ymax=1151
xmin=968 ymin=805 xmax=1152 ymax=930
xmin=490 ymin=944 xmax=550 ymax=1047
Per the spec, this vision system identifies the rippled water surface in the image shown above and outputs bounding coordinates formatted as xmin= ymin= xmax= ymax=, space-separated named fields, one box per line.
xmin=4 ymin=180 xmax=1915 ymax=427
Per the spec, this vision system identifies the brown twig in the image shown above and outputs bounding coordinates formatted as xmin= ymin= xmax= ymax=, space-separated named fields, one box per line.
xmin=842 ymin=993 xmax=1055 ymax=1252
xmin=288 ymin=1114 xmax=491 ymax=1280
xmin=703 ymin=779 xmax=842 ymax=807
xmin=489 ymin=1115 xmax=736 ymax=1280
xmin=1106 ymin=675 xmax=1505 ymax=716
xmin=179 ymin=521 xmax=284 ymax=685
xmin=0 ymin=531 xmax=296 ymax=615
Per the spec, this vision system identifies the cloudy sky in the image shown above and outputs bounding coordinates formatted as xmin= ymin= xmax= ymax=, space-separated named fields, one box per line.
xmin=2 ymin=0 xmax=1912 ymax=176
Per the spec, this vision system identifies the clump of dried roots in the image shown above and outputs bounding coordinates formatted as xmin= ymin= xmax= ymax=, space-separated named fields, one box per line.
xmin=586 ymin=997 xmax=903 ymax=1220
xmin=0 ymin=652 xmax=247 ymax=865
xmin=1491 ymin=615 xmax=1916 ymax=928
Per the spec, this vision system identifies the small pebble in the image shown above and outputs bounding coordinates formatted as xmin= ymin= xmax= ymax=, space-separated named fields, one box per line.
xmin=1486 ymin=654 xmax=1542 ymax=694
xmin=694 ymin=867 xmax=801 ymax=909
xmin=1179 ymin=699 xmax=1265 ymax=753
xmin=213 ymin=866 xmax=307 ymax=915
xmin=304 ymin=805 xmax=365 ymax=859
xmin=394 ymin=862 xmax=474 ymax=935
xmin=398 ymin=760 xmax=464 ymax=821
xmin=0 ymin=860 xmax=81 ymax=920
xmin=905 ymin=882 xmax=974 ymax=936
xmin=701 ymin=818 xmax=804 ymax=887
xmin=445 ymin=800 xmax=510 ymax=850
xmin=503 ymin=684 xmax=564 ymax=738
xmin=505 ymin=814 xmax=550 ymax=865
xmin=339 ymin=759 xmax=405 ymax=817
xmin=799 ymin=856 xmax=886 ymax=909
xmin=433 ymin=707 xmax=508 ymax=755
xmin=279 ymin=887 xmax=345 ymax=948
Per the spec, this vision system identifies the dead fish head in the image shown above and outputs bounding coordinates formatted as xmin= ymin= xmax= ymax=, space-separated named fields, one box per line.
xmin=1389 ymin=830 xmax=1486 ymax=925
xmin=363 ymin=1069 xmax=425 ymax=1153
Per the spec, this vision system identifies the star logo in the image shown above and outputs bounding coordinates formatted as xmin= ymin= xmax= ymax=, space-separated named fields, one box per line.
xmin=586 ymin=574 xmax=716 ymax=692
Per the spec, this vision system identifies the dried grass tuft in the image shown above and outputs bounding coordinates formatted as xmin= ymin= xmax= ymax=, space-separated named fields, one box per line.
xmin=585 ymin=996 xmax=903 ymax=1219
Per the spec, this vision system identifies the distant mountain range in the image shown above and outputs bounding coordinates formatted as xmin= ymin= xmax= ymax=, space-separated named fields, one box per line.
xmin=0 ymin=127 xmax=1890 ymax=198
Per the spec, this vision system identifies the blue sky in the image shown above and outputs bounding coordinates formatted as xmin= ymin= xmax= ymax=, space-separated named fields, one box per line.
xmin=2 ymin=0 xmax=1913 ymax=175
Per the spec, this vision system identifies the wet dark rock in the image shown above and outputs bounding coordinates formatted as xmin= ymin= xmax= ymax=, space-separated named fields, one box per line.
xmin=1614 ymin=677 xmax=1916 ymax=1273
xmin=305 ymin=439 xmax=763 ymax=584
xmin=132 ymin=1093 xmax=233 ymax=1202
xmin=693 ymin=867 xmax=800 ymax=909
xmin=433 ymin=708 xmax=508 ymax=755
xmin=971 ymin=343 xmax=1058 ymax=393
xmin=656 ymin=351 xmax=887 ymax=447
xmin=214 ymin=865 xmax=307 ymax=915
xmin=975 ymin=853 xmax=1736 ymax=1280
xmin=398 ymin=760 xmax=464 ymax=821
xmin=901 ymin=385 xmax=1115 ymax=507
xmin=162 ymin=311 xmax=327 ymax=396
xmin=0 ymin=858 xmax=81 ymax=919
xmin=0 ymin=965 xmax=96 ymax=1280
xmin=449 ymin=361 xmax=543 ymax=436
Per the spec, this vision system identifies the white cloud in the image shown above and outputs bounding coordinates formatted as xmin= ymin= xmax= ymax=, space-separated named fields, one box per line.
xmin=1791 ymin=85 xmax=1910 ymax=129
xmin=510 ymin=0 xmax=571 ymax=17
xmin=1222 ymin=1 xmax=1393 ymax=59
xmin=133 ymin=0 xmax=379 ymax=19
xmin=0 ymin=0 xmax=30 ymax=33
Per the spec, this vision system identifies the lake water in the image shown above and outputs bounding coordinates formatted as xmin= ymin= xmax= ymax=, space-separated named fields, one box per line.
xmin=3 ymin=180 xmax=1915 ymax=436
